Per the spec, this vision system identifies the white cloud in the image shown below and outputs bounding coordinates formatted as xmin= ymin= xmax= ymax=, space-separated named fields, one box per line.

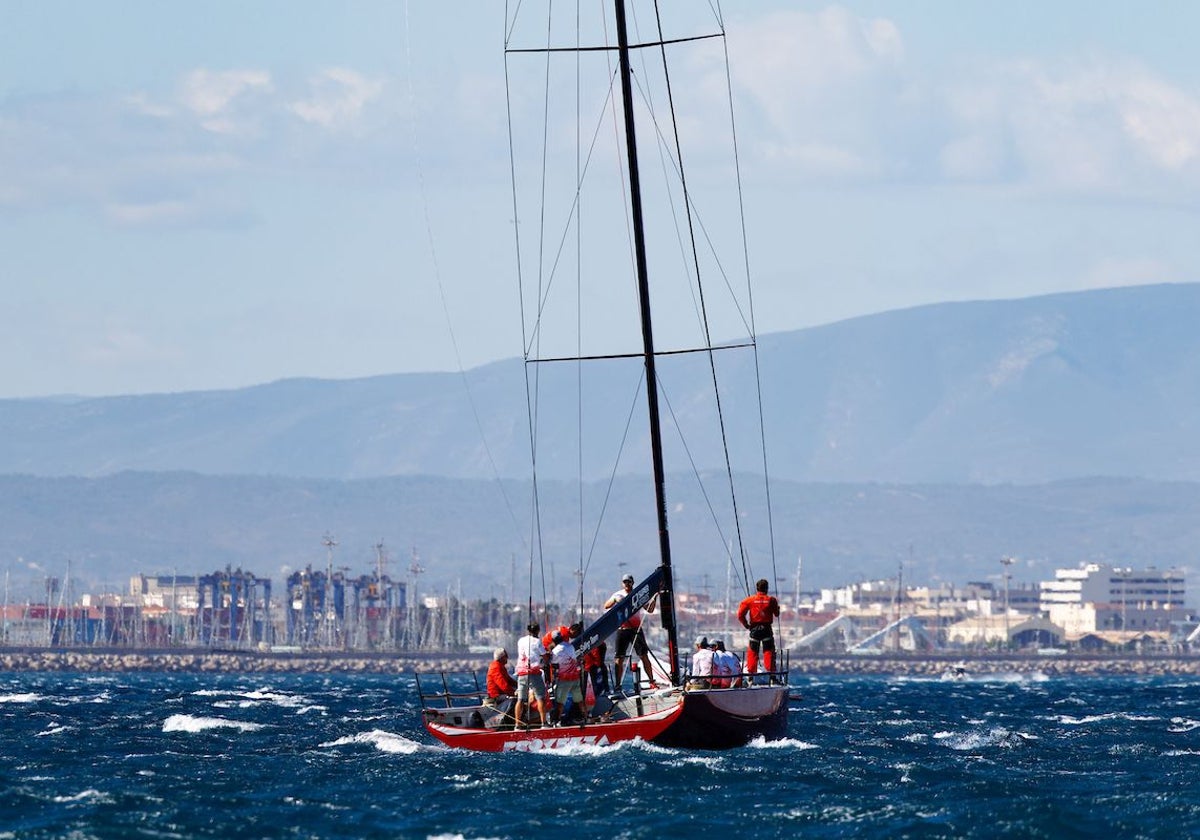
xmin=123 ymin=92 xmax=172 ymax=119
xmin=104 ymin=200 xmax=194 ymax=226
xmin=102 ymin=197 xmax=252 ymax=230
xmin=1079 ymin=256 xmax=1178 ymax=291
xmin=80 ymin=327 xmax=162 ymax=367
xmin=288 ymin=68 xmax=383 ymax=129
xmin=727 ymin=6 xmax=1200 ymax=199
xmin=1117 ymin=74 xmax=1200 ymax=170
xmin=939 ymin=58 xmax=1200 ymax=193
xmin=727 ymin=7 xmax=911 ymax=179
xmin=180 ymin=68 xmax=273 ymax=134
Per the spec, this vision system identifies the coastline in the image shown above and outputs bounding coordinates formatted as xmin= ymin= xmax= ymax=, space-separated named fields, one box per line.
xmin=3 ymin=648 xmax=1200 ymax=676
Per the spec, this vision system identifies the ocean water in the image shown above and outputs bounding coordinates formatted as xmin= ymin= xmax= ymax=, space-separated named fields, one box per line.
xmin=2 ymin=669 xmax=1198 ymax=839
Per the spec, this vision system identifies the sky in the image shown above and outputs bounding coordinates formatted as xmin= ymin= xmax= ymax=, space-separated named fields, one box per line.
xmin=3 ymin=1 xmax=1200 ymax=399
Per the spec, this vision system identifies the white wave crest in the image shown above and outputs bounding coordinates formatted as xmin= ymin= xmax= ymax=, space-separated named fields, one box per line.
xmin=746 ymin=735 xmax=819 ymax=750
xmin=935 ymin=727 xmax=1035 ymax=750
xmin=0 ymin=693 xmax=42 ymax=704
xmin=36 ymin=724 xmax=71 ymax=737
xmin=162 ymin=714 xmax=266 ymax=733
xmin=1055 ymin=712 xmax=1160 ymax=726
xmin=194 ymin=687 xmax=310 ymax=709
xmin=321 ymin=729 xmax=424 ymax=754
xmin=52 ymin=788 xmax=112 ymax=804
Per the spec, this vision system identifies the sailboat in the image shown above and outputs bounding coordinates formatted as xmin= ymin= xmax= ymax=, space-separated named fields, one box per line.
xmin=420 ymin=0 xmax=789 ymax=751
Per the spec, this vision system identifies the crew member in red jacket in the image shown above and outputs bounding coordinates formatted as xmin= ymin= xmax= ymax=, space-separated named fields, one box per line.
xmin=486 ymin=648 xmax=517 ymax=702
xmin=737 ymin=578 xmax=780 ymax=678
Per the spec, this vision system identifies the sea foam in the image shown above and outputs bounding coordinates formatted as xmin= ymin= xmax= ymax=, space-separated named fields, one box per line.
xmin=162 ymin=714 xmax=265 ymax=733
xmin=321 ymin=729 xmax=424 ymax=754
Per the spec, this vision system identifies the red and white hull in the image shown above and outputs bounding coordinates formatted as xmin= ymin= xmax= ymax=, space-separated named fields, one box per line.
xmin=424 ymin=699 xmax=684 ymax=752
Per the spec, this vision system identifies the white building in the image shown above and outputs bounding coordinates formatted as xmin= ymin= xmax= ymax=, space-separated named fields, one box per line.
xmin=1040 ymin=563 xmax=1185 ymax=634
xmin=129 ymin=574 xmax=200 ymax=610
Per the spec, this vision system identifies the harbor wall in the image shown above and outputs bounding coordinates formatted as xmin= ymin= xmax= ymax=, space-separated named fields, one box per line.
xmin=3 ymin=649 xmax=1200 ymax=676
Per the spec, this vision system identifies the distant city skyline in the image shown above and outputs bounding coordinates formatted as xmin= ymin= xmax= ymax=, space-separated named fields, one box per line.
xmin=4 ymin=1 xmax=1200 ymax=398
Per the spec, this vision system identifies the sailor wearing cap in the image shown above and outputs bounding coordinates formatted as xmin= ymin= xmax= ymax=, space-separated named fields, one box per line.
xmin=708 ymin=637 xmax=733 ymax=688
xmin=514 ymin=621 xmax=549 ymax=728
xmin=602 ymin=572 xmax=658 ymax=692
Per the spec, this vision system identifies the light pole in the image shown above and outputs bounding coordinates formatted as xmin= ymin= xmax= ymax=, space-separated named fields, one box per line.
xmin=1001 ymin=557 xmax=1014 ymax=650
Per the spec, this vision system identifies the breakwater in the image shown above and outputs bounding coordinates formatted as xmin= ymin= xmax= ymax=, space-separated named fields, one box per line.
xmin=0 ymin=649 xmax=482 ymax=674
xmin=3 ymin=648 xmax=1200 ymax=676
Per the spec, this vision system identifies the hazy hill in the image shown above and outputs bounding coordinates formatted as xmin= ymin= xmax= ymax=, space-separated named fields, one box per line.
xmin=3 ymin=283 xmax=1199 ymax=484
xmin=2 ymin=472 xmax=1198 ymax=599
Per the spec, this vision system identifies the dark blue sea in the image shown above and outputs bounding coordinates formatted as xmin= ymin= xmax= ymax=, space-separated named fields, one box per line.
xmin=3 ymin=669 xmax=1199 ymax=838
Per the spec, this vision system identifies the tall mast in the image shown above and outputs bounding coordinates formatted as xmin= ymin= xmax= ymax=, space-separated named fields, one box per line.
xmin=613 ymin=0 xmax=680 ymax=685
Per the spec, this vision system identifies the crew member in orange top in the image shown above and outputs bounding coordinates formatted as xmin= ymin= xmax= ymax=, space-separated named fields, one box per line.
xmin=737 ymin=578 xmax=780 ymax=679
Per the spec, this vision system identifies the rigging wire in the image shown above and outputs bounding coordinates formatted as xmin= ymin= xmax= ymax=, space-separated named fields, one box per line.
xmin=506 ymin=0 xmax=550 ymax=624
xmin=573 ymin=1 xmax=585 ymax=620
xmin=657 ymin=380 xmax=752 ymax=595
xmin=581 ymin=369 xmax=648 ymax=585
xmin=647 ymin=0 xmax=756 ymax=593
xmin=716 ymin=1 xmax=782 ymax=594
xmin=402 ymin=0 xmax=530 ymax=585
xmin=506 ymin=0 xmax=782 ymax=617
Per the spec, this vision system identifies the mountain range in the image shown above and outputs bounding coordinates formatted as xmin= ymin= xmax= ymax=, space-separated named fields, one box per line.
xmin=3 ymin=283 xmax=1198 ymax=596
xmin=4 ymin=283 xmax=1198 ymax=484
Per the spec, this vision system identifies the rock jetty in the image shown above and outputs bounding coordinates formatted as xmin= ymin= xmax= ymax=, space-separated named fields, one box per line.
xmin=2 ymin=648 xmax=1199 ymax=676
xmin=0 ymin=649 xmax=486 ymax=674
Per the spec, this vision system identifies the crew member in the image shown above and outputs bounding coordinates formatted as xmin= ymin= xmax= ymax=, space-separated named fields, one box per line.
xmin=486 ymin=648 xmax=517 ymax=703
xmin=583 ymin=639 xmax=610 ymax=698
xmin=712 ymin=638 xmax=741 ymax=687
xmin=737 ymin=578 xmax=780 ymax=678
xmin=550 ymin=630 xmax=583 ymax=725
xmin=687 ymin=635 xmax=713 ymax=690
xmin=514 ymin=621 xmax=549 ymax=728
xmin=603 ymin=573 xmax=658 ymax=691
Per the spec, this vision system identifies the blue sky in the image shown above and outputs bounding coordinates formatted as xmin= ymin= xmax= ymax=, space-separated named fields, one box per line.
xmin=3 ymin=1 xmax=1200 ymax=398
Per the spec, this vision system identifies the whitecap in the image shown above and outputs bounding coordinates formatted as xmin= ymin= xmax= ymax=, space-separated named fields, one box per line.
xmin=678 ymin=755 xmax=724 ymax=770
xmin=320 ymin=729 xmax=424 ymax=754
xmin=52 ymin=788 xmax=111 ymax=804
xmin=195 ymin=688 xmax=311 ymax=709
xmin=746 ymin=735 xmax=819 ymax=750
xmin=0 ymin=693 xmax=42 ymax=704
xmin=162 ymin=714 xmax=265 ymax=733
xmin=937 ymin=727 xmax=1033 ymax=750
xmin=1055 ymin=712 xmax=1160 ymax=726
xmin=36 ymin=724 xmax=70 ymax=737
xmin=238 ymin=689 xmax=311 ymax=708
